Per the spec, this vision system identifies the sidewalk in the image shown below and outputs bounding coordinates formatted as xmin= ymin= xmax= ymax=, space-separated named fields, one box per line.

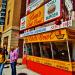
xmin=3 ymin=64 xmax=40 ymax=75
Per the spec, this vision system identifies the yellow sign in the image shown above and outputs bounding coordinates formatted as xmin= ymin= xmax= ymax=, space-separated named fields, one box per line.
xmin=24 ymin=29 xmax=68 ymax=43
xmin=26 ymin=6 xmax=44 ymax=28
xmin=72 ymin=62 xmax=75 ymax=71
xmin=27 ymin=55 xmax=72 ymax=71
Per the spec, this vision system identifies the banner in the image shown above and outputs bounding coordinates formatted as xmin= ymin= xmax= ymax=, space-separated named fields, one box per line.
xmin=44 ymin=0 xmax=61 ymax=22
xmin=27 ymin=55 xmax=72 ymax=71
xmin=26 ymin=6 xmax=44 ymax=28
xmin=24 ymin=29 xmax=68 ymax=43
xmin=20 ymin=17 xmax=26 ymax=30
xmin=20 ymin=20 xmax=72 ymax=37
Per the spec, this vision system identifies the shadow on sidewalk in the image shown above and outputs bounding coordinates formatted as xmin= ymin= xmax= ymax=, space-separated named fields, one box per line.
xmin=18 ymin=73 xmax=27 ymax=75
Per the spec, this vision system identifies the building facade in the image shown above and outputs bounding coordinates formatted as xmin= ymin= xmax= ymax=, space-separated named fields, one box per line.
xmin=0 ymin=0 xmax=26 ymax=58
xmin=0 ymin=0 xmax=2 ymax=47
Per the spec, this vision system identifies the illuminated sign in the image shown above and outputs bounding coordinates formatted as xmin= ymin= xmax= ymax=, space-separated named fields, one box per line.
xmin=24 ymin=29 xmax=67 ymax=43
xmin=20 ymin=20 xmax=72 ymax=37
xmin=44 ymin=0 xmax=61 ymax=22
xmin=26 ymin=6 xmax=44 ymax=28
xmin=65 ymin=0 xmax=73 ymax=11
xmin=20 ymin=17 xmax=26 ymax=30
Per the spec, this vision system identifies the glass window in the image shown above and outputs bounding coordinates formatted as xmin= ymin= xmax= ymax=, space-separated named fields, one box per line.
xmin=32 ymin=43 xmax=41 ymax=57
xmin=26 ymin=43 xmax=32 ymax=55
xmin=40 ymin=42 xmax=52 ymax=58
xmin=30 ymin=0 xmax=35 ymax=3
xmin=52 ymin=42 xmax=69 ymax=61
xmin=68 ymin=41 xmax=75 ymax=62
xmin=68 ymin=41 xmax=73 ymax=61
xmin=44 ymin=0 xmax=51 ymax=4
xmin=23 ymin=43 xmax=27 ymax=54
xmin=7 ymin=10 xmax=10 ymax=25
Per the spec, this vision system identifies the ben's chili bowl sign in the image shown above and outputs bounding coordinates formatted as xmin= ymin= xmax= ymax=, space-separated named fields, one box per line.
xmin=26 ymin=6 xmax=44 ymax=28
xmin=20 ymin=17 xmax=26 ymax=30
xmin=44 ymin=0 xmax=61 ymax=22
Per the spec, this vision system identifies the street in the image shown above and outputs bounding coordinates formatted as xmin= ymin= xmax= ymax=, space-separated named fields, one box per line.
xmin=3 ymin=64 xmax=40 ymax=75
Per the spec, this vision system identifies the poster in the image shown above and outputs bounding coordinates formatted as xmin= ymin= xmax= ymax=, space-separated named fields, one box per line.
xmin=20 ymin=17 xmax=26 ymax=30
xmin=44 ymin=0 xmax=61 ymax=22
xmin=26 ymin=6 xmax=44 ymax=28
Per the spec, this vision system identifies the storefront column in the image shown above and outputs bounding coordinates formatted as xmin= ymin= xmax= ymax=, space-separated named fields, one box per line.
xmin=31 ymin=43 xmax=34 ymax=56
xmin=39 ymin=43 xmax=43 ymax=57
xmin=67 ymin=41 xmax=71 ymax=62
xmin=23 ymin=42 xmax=28 ymax=54
xmin=72 ymin=42 xmax=75 ymax=61
xmin=50 ymin=42 xmax=54 ymax=59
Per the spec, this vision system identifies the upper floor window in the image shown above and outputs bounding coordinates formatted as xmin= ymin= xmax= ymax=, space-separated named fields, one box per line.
xmin=7 ymin=10 xmax=10 ymax=25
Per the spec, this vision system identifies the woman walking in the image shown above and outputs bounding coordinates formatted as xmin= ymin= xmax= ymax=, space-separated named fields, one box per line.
xmin=9 ymin=47 xmax=18 ymax=75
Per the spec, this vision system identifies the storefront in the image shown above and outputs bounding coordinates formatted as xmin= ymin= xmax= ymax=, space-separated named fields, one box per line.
xmin=20 ymin=0 xmax=75 ymax=75
xmin=21 ymin=28 xmax=75 ymax=75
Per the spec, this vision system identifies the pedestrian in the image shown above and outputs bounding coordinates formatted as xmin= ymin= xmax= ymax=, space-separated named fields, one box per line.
xmin=0 ymin=48 xmax=5 ymax=75
xmin=15 ymin=46 xmax=19 ymax=58
xmin=2 ymin=46 xmax=9 ymax=68
xmin=9 ymin=47 xmax=18 ymax=75
xmin=15 ymin=46 xmax=19 ymax=65
xmin=2 ymin=47 xmax=8 ymax=62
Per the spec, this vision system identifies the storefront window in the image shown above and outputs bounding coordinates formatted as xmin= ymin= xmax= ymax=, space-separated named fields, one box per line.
xmin=23 ymin=43 xmax=27 ymax=54
xmin=52 ymin=42 xmax=69 ymax=61
xmin=44 ymin=0 xmax=51 ymax=4
xmin=70 ymin=41 xmax=75 ymax=61
xmin=68 ymin=42 xmax=73 ymax=61
xmin=40 ymin=42 xmax=52 ymax=58
xmin=32 ymin=43 xmax=41 ymax=57
xmin=26 ymin=43 xmax=32 ymax=55
xmin=30 ymin=0 xmax=35 ymax=3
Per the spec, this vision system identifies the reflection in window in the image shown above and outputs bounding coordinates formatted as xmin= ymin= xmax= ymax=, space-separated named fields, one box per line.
xmin=40 ymin=42 xmax=52 ymax=58
xmin=23 ymin=44 xmax=27 ymax=54
xmin=44 ymin=0 xmax=51 ymax=4
xmin=68 ymin=42 xmax=73 ymax=61
xmin=52 ymin=42 xmax=69 ymax=61
xmin=30 ymin=0 xmax=36 ymax=3
xmin=32 ymin=43 xmax=40 ymax=57
xmin=26 ymin=43 xmax=32 ymax=55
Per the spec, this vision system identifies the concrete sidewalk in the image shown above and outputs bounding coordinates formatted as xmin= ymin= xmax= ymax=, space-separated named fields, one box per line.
xmin=3 ymin=64 xmax=40 ymax=75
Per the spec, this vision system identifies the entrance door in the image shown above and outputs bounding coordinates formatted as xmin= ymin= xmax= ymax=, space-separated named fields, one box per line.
xmin=18 ymin=39 xmax=23 ymax=58
xmin=3 ymin=36 xmax=8 ymax=49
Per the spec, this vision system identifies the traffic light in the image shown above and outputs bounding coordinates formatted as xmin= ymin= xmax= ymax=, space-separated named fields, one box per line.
xmin=0 ymin=0 xmax=7 ymax=25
